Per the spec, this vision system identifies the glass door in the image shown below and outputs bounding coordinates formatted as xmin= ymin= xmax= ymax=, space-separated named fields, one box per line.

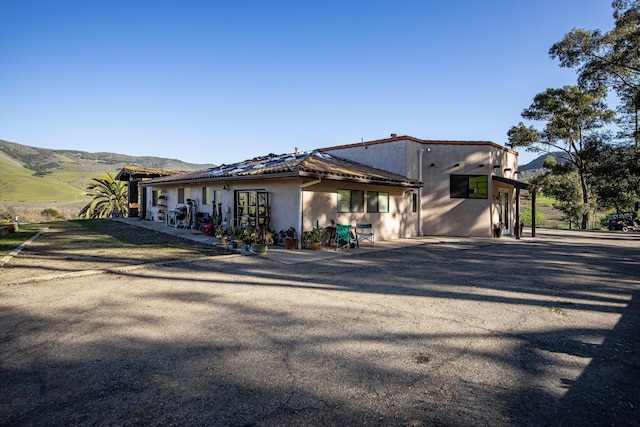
xmin=498 ymin=190 xmax=511 ymax=235
xmin=235 ymin=190 xmax=270 ymax=228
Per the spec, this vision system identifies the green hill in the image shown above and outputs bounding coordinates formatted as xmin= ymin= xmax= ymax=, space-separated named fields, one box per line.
xmin=0 ymin=139 xmax=215 ymax=221
xmin=0 ymin=150 xmax=99 ymax=202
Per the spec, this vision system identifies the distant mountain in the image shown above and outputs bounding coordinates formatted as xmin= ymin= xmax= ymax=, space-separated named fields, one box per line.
xmin=518 ymin=152 xmax=567 ymax=179
xmin=0 ymin=139 xmax=215 ymax=177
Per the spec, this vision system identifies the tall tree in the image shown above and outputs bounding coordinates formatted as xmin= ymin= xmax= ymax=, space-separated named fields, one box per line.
xmin=508 ymin=86 xmax=615 ymax=229
xmin=532 ymin=159 xmax=584 ymax=229
xmin=79 ymin=173 xmax=128 ymax=219
xmin=582 ymin=136 xmax=640 ymax=213
xmin=549 ymin=0 xmax=640 ymax=146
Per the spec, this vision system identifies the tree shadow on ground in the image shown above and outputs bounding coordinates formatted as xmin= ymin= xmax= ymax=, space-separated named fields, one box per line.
xmin=1 ymin=230 xmax=638 ymax=425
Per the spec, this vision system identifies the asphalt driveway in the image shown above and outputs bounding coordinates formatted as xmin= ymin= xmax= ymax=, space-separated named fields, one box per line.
xmin=1 ymin=227 xmax=639 ymax=426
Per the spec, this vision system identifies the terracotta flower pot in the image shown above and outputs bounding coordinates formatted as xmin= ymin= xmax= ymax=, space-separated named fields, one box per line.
xmin=6 ymin=223 xmax=18 ymax=233
xmin=284 ymin=238 xmax=297 ymax=250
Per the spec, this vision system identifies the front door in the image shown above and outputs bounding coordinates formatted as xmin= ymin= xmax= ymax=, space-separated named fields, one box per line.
xmin=498 ymin=190 xmax=511 ymax=235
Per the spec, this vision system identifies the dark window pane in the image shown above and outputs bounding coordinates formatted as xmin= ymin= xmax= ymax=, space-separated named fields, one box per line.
xmin=338 ymin=189 xmax=351 ymax=213
xmin=450 ymin=175 xmax=468 ymax=198
xmin=352 ymin=190 xmax=364 ymax=213
xmin=367 ymin=192 xmax=378 ymax=213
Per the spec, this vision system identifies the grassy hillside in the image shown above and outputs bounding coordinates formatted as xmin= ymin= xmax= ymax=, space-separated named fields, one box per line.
xmin=0 ymin=139 xmax=215 ymax=222
xmin=0 ymin=150 xmax=99 ymax=202
xmin=0 ymin=139 xmax=214 ymax=175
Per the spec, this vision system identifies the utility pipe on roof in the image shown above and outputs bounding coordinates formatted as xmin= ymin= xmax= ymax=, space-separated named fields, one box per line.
xmin=298 ymin=178 xmax=322 ymax=249
xmin=418 ymin=149 xmax=424 ymax=236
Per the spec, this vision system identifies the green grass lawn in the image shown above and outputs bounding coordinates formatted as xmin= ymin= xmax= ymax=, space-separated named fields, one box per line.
xmin=0 ymin=223 xmax=44 ymax=257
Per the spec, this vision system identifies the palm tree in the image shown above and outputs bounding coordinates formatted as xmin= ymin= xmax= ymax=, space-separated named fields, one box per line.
xmin=78 ymin=173 xmax=128 ymax=219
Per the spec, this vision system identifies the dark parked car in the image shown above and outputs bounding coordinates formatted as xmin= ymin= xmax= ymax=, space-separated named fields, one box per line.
xmin=605 ymin=212 xmax=640 ymax=232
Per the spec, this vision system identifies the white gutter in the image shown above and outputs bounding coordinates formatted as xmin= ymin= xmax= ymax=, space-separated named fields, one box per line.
xmin=298 ymin=178 xmax=322 ymax=249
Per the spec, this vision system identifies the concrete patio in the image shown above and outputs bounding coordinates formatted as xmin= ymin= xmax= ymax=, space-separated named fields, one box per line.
xmin=113 ymin=217 xmax=464 ymax=265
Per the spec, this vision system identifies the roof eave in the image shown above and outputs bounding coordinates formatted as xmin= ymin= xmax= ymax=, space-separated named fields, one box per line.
xmin=141 ymin=170 xmax=421 ymax=188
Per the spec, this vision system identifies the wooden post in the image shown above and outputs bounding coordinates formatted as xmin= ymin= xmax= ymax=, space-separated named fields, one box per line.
xmin=515 ymin=188 xmax=521 ymax=240
xmin=531 ymin=190 xmax=537 ymax=237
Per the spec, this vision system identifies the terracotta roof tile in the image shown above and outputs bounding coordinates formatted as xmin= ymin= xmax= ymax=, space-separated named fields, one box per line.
xmin=142 ymin=151 xmax=421 ymax=187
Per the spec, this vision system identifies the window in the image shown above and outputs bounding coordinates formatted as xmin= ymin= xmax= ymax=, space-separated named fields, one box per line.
xmin=412 ymin=193 xmax=417 ymax=213
xmin=212 ymin=190 xmax=222 ymax=205
xmin=212 ymin=189 xmax=223 ymax=223
xmin=152 ymin=190 xmax=158 ymax=207
xmin=366 ymin=191 xmax=389 ymax=213
xmin=450 ymin=175 xmax=488 ymax=199
xmin=338 ymin=189 xmax=364 ymax=213
xmin=178 ymin=188 xmax=190 ymax=204
xmin=201 ymin=187 xmax=208 ymax=205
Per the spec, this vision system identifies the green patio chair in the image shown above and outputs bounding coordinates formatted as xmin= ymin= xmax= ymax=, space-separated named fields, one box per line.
xmin=335 ymin=224 xmax=351 ymax=250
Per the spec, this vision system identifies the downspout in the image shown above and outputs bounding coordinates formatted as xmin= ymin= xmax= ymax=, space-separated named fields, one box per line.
xmin=298 ymin=178 xmax=322 ymax=249
xmin=418 ymin=149 xmax=424 ymax=236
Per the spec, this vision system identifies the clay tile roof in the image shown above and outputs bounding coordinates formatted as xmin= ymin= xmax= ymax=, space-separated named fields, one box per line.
xmin=142 ymin=151 xmax=422 ymax=187
xmin=115 ymin=165 xmax=187 ymax=181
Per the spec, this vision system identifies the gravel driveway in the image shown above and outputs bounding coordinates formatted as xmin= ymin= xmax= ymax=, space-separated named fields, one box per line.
xmin=1 ymin=226 xmax=639 ymax=426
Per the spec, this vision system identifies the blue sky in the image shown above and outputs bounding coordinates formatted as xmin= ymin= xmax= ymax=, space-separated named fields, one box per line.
xmin=1 ymin=1 xmax=616 ymax=166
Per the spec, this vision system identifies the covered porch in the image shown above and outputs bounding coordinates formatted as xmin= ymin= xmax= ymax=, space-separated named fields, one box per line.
xmin=492 ymin=175 xmax=540 ymax=239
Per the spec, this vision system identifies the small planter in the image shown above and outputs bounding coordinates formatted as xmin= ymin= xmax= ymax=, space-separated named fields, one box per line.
xmin=284 ymin=238 xmax=297 ymax=250
xmin=231 ymin=240 xmax=244 ymax=249
xmin=250 ymin=243 xmax=268 ymax=255
xmin=309 ymin=241 xmax=322 ymax=250
xmin=6 ymin=223 xmax=18 ymax=233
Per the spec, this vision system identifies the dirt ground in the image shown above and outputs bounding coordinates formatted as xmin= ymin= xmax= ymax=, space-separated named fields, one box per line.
xmin=1 ymin=223 xmax=639 ymax=426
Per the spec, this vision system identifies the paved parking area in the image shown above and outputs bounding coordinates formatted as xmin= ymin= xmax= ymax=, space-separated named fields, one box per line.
xmin=1 ymin=227 xmax=638 ymax=425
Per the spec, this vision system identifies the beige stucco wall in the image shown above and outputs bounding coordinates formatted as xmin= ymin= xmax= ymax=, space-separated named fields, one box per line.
xmin=326 ymin=138 xmax=519 ymax=238
xmin=301 ymin=181 xmax=417 ymax=240
xmin=144 ymin=179 xmax=302 ymax=232
xmin=325 ymin=140 xmax=410 ymax=177
xmin=144 ymin=177 xmax=417 ymax=241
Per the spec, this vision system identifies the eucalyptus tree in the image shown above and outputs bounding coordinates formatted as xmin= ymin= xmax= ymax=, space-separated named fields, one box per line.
xmin=78 ymin=173 xmax=128 ymax=219
xmin=549 ymin=0 xmax=640 ymax=147
xmin=507 ymin=85 xmax=615 ymax=229
xmin=532 ymin=159 xmax=584 ymax=229
xmin=584 ymin=139 xmax=640 ymax=213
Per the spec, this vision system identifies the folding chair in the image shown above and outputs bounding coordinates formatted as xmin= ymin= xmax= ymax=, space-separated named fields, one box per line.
xmin=355 ymin=223 xmax=374 ymax=247
xmin=335 ymin=224 xmax=351 ymax=250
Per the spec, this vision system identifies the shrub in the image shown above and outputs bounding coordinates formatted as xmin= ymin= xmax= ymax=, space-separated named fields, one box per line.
xmin=0 ymin=205 xmax=17 ymax=221
xmin=41 ymin=208 xmax=65 ymax=220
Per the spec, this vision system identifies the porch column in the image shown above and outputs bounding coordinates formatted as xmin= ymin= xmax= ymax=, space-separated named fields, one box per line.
xmin=515 ymin=187 xmax=521 ymax=239
xmin=531 ymin=190 xmax=536 ymax=237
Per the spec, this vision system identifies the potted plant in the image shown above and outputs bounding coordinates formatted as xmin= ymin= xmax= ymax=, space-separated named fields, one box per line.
xmin=243 ymin=225 xmax=274 ymax=255
xmin=1 ymin=220 xmax=18 ymax=233
xmin=279 ymin=227 xmax=298 ymax=250
xmin=214 ymin=225 xmax=228 ymax=245
xmin=302 ymin=227 xmax=327 ymax=250
xmin=228 ymin=226 xmax=244 ymax=249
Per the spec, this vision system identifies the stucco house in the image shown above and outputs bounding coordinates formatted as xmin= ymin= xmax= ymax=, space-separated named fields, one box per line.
xmin=320 ymin=134 xmax=535 ymax=238
xmin=138 ymin=149 xmax=422 ymax=243
xmin=133 ymin=134 xmax=535 ymax=241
